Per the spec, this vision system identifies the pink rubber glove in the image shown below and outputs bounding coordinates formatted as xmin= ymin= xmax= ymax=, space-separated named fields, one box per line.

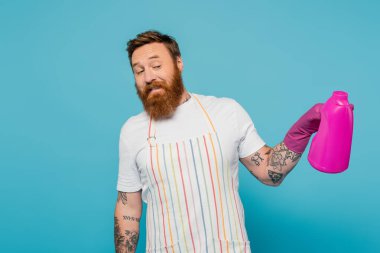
xmin=283 ymin=103 xmax=323 ymax=154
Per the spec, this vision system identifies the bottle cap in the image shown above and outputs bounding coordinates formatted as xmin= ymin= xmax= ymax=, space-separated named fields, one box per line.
xmin=332 ymin=90 xmax=349 ymax=106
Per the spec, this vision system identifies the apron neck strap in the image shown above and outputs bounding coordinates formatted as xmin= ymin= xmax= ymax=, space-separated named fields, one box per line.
xmin=147 ymin=116 xmax=156 ymax=146
xmin=192 ymin=94 xmax=216 ymax=133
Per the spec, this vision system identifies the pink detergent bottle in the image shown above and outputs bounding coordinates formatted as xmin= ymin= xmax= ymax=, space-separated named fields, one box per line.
xmin=308 ymin=91 xmax=354 ymax=173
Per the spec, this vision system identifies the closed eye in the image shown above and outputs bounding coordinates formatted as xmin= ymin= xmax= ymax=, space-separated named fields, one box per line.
xmin=136 ymin=69 xmax=144 ymax=75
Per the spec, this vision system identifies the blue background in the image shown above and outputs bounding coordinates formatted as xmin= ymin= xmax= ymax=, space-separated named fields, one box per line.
xmin=1 ymin=0 xmax=379 ymax=252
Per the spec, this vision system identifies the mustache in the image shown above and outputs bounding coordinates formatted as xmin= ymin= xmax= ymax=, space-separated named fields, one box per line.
xmin=145 ymin=81 xmax=167 ymax=93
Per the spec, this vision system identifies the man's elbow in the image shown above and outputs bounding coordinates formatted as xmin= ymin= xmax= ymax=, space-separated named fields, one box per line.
xmin=261 ymin=179 xmax=283 ymax=187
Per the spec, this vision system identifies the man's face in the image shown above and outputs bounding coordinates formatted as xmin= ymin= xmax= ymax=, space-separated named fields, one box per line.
xmin=131 ymin=42 xmax=185 ymax=120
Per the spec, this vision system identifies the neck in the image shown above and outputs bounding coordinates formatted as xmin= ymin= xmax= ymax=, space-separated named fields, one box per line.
xmin=179 ymin=91 xmax=191 ymax=105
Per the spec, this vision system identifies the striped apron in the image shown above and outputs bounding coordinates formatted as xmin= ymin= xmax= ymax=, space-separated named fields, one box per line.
xmin=145 ymin=95 xmax=251 ymax=253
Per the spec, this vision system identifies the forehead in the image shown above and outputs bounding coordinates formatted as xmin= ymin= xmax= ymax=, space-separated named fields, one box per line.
xmin=131 ymin=42 xmax=172 ymax=65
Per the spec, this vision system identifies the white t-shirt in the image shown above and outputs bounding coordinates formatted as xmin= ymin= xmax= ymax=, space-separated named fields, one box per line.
xmin=117 ymin=93 xmax=265 ymax=202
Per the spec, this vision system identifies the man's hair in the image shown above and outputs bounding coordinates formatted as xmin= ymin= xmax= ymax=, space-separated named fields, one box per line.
xmin=126 ymin=30 xmax=181 ymax=66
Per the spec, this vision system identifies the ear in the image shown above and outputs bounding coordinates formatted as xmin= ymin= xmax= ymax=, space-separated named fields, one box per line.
xmin=176 ymin=56 xmax=184 ymax=72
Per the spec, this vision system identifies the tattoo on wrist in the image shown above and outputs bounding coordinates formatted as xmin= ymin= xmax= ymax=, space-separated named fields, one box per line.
xmin=117 ymin=192 xmax=128 ymax=205
xmin=114 ymin=217 xmax=140 ymax=252
xmin=123 ymin=216 xmax=140 ymax=222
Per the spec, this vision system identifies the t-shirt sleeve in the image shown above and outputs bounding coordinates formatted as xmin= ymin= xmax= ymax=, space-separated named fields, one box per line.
xmin=233 ymin=100 xmax=266 ymax=158
xmin=116 ymin=124 xmax=143 ymax=192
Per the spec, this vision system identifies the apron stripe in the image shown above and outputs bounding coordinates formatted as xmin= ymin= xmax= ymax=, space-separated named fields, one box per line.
xmin=215 ymin=133 xmax=237 ymax=253
xmin=208 ymin=133 xmax=229 ymax=253
xmin=176 ymin=143 xmax=196 ymax=253
xmin=149 ymin=146 xmax=169 ymax=253
xmin=156 ymin=144 xmax=175 ymax=252
xmin=182 ymin=141 xmax=202 ymax=251
xmin=169 ymin=144 xmax=190 ymax=253
xmin=196 ymin=138 xmax=217 ymax=253
xmin=203 ymin=135 xmax=223 ymax=253
xmin=189 ymin=139 xmax=209 ymax=253
xmin=163 ymin=144 xmax=183 ymax=253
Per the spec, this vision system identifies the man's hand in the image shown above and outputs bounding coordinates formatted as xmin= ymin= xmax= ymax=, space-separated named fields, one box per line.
xmin=284 ymin=103 xmax=323 ymax=153
xmin=240 ymin=142 xmax=302 ymax=186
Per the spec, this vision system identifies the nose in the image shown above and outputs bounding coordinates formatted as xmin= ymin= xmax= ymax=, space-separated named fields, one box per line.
xmin=143 ymin=69 xmax=156 ymax=84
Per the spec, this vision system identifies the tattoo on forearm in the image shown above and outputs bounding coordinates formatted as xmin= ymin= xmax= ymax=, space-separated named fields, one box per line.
xmin=269 ymin=142 xmax=301 ymax=172
xmin=114 ymin=217 xmax=125 ymax=252
xmin=268 ymin=170 xmax=283 ymax=184
xmin=289 ymin=151 xmax=302 ymax=162
xmin=250 ymin=152 xmax=264 ymax=166
xmin=117 ymin=192 xmax=128 ymax=205
xmin=125 ymin=230 xmax=139 ymax=252
xmin=123 ymin=216 xmax=140 ymax=222
xmin=114 ymin=217 xmax=140 ymax=253
xmin=250 ymin=145 xmax=272 ymax=167
xmin=265 ymin=142 xmax=301 ymax=184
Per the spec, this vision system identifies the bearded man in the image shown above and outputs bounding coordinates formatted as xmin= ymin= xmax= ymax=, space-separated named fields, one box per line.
xmin=114 ymin=30 xmax=322 ymax=253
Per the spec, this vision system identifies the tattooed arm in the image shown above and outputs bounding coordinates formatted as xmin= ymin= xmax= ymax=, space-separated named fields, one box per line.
xmin=114 ymin=190 xmax=142 ymax=253
xmin=240 ymin=142 xmax=302 ymax=186
xmin=239 ymin=103 xmax=323 ymax=186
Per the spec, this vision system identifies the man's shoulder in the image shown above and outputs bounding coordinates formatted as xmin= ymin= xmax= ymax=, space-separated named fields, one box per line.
xmin=120 ymin=111 xmax=149 ymax=137
xmin=193 ymin=93 xmax=240 ymax=110
xmin=193 ymin=93 xmax=237 ymax=107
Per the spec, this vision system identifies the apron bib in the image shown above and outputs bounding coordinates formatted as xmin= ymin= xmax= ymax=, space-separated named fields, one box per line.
xmin=144 ymin=95 xmax=251 ymax=253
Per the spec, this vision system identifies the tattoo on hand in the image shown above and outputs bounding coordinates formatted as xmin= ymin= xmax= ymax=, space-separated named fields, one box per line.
xmin=123 ymin=216 xmax=140 ymax=222
xmin=117 ymin=192 xmax=128 ymax=205
xmin=114 ymin=217 xmax=140 ymax=253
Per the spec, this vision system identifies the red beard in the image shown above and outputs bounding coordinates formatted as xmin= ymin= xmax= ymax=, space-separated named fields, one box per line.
xmin=136 ymin=67 xmax=185 ymax=120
